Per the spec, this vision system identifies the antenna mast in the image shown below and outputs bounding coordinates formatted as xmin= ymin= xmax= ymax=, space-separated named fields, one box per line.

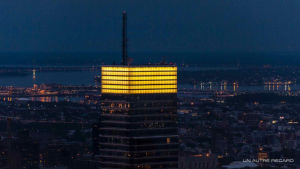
xmin=122 ymin=12 xmax=128 ymax=65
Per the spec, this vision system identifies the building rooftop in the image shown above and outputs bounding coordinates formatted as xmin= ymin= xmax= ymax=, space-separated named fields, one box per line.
xmin=222 ymin=161 xmax=258 ymax=169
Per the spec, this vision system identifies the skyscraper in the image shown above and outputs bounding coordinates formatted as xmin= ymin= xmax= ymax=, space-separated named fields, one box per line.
xmin=6 ymin=118 xmax=39 ymax=169
xmin=96 ymin=65 xmax=178 ymax=169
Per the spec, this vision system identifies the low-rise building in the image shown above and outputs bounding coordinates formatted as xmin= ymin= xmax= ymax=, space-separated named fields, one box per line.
xmin=178 ymin=155 xmax=217 ymax=169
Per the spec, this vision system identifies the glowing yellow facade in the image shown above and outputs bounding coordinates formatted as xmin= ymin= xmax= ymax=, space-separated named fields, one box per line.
xmin=101 ymin=65 xmax=177 ymax=94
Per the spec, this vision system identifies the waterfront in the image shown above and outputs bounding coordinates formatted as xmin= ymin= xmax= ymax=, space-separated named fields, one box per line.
xmin=0 ymin=96 xmax=84 ymax=102
xmin=0 ymin=68 xmax=237 ymax=87
xmin=179 ymin=84 xmax=299 ymax=91
xmin=0 ymin=70 xmax=101 ymax=87
xmin=1 ymin=70 xmax=300 ymax=91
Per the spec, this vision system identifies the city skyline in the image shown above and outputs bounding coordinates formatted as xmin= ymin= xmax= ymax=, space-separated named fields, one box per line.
xmin=0 ymin=1 xmax=300 ymax=169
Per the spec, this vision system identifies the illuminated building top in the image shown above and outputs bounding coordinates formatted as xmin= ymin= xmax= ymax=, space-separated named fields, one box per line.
xmin=101 ymin=65 xmax=177 ymax=94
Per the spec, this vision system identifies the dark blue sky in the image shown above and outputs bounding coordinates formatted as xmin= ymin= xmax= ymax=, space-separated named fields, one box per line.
xmin=0 ymin=0 xmax=300 ymax=53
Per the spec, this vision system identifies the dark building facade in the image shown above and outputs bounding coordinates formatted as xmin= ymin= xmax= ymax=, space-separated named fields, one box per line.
xmin=95 ymin=65 xmax=178 ymax=169
xmin=43 ymin=139 xmax=78 ymax=168
xmin=92 ymin=123 xmax=100 ymax=156
xmin=211 ymin=128 xmax=233 ymax=157
xmin=69 ymin=154 xmax=101 ymax=169
xmin=178 ymin=155 xmax=218 ymax=169
xmin=16 ymin=130 xmax=39 ymax=169
xmin=0 ymin=142 xmax=7 ymax=168
xmin=6 ymin=118 xmax=39 ymax=169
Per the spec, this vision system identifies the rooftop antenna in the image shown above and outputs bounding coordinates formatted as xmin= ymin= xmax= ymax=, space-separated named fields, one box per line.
xmin=122 ymin=11 xmax=128 ymax=65
xmin=160 ymin=56 xmax=167 ymax=65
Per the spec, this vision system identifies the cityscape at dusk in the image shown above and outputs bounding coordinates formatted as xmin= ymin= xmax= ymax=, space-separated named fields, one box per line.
xmin=1 ymin=1 xmax=300 ymax=169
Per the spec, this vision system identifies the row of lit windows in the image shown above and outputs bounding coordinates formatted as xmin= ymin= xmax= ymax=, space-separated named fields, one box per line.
xmin=102 ymin=85 xmax=177 ymax=90
xmin=102 ymin=76 xmax=177 ymax=80
xmin=102 ymin=67 xmax=177 ymax=72
xmin=102 ymin=80 xmax=177 ymax=85
xmin=101 ymin=71 xmax=177 ymax=76
xmin=102 ymin=89 xmax=177 ymax=94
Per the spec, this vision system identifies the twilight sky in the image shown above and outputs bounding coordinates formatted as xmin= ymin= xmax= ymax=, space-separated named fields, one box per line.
xmin=0 ymin=0 xmax=299 ymax=53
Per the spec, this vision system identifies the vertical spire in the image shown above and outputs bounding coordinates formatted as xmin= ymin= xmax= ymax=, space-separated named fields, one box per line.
xmin=7 ymin=117 xmax=12 ymax=166
xmin=7 ymin=117 xmax=11 ymax=140
xmin=122 ymin=12 xmax=128 ymax=65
